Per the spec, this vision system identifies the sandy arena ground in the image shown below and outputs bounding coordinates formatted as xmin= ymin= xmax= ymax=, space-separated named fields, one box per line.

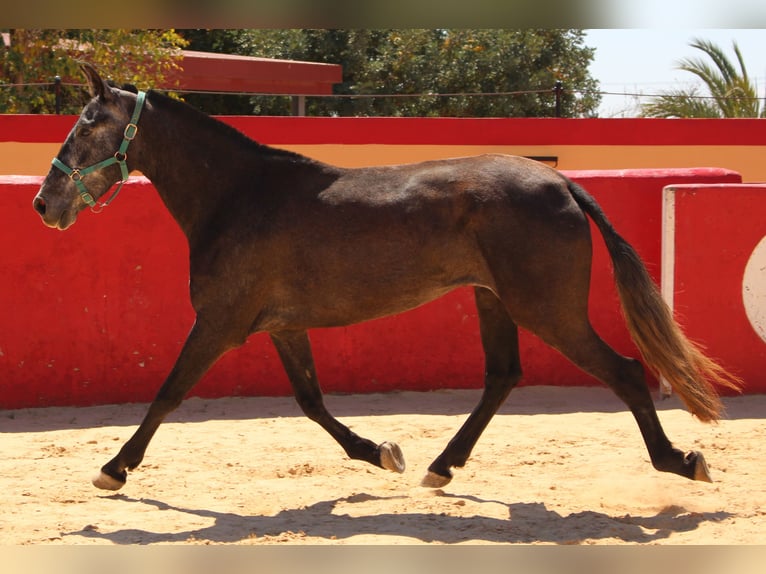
xmin=1 ymin=386 xmax=764 ymax=545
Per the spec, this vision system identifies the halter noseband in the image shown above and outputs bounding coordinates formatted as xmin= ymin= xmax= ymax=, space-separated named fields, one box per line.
xmin=52 ymin=90 xmax=146 ymax=213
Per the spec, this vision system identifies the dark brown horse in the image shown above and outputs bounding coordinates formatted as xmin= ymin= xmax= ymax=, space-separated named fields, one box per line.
xmin=33 ymin=64 xmax=740 ymax=493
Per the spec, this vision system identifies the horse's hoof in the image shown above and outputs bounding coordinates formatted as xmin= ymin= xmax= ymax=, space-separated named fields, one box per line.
xmin=92 ymin=471 xmax=126 ymax=491
xmin=421 ymin=470 xmax=452 ymax=488
xmin=691 ymin=451 xmax=713 ymax=483
xmin=379 ymin=441 xmax=405 ymax=473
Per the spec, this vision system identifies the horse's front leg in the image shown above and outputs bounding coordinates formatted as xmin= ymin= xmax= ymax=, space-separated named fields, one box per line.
xmin=269 ymin=330 xmax=405 ymax=474
xmin=93 ymin=316 xmax=235 ymax=491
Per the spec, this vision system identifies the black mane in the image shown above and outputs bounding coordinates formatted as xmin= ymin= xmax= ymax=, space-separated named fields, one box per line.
xmin=145 ymin=90 xmax=316 ymax=165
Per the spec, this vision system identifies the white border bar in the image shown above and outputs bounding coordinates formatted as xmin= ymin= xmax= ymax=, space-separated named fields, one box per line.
xmin=659 ymin=186 xmax=676 ymax=398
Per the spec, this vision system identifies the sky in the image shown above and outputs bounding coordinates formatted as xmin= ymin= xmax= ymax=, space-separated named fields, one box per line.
xmin=585 ymin=29 xmax=766 ymax=117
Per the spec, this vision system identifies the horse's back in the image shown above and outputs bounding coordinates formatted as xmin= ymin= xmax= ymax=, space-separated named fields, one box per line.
xmin=326 ymin=154 xmax=566 ymax=203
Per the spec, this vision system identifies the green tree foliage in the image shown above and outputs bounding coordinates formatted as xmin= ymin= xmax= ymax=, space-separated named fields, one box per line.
xmin=180 ymin=29 xmax=600 ymax=117
xmin=0 ymin=29 xmax=187 ymax=113
xmin=642 ymin=38 xmax=764 ymax=118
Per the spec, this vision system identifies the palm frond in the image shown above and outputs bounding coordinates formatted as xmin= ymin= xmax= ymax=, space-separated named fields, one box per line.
xmin=641 ymin=87 xmax=721 ymax=118
xmin=641 ymin=38 xmax=762 ymax=118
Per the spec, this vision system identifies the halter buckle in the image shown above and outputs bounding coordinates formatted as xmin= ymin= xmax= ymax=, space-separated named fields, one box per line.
xmin=81 ymin=191 xmax=95 ymax=206
xmin=124 ymin=123 xmax=139 ymax=140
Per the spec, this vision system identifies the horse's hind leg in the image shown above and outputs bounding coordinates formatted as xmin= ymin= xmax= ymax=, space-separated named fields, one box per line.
xmin=270 ymin=330 xmax=405 ymax=474
xmin=529 ymin=316 xmax=712 ymax=482
xmin=555 ymin=324 xmax=711 ymax=482
xmin=422 ymin=286 xmax=522 ymax=487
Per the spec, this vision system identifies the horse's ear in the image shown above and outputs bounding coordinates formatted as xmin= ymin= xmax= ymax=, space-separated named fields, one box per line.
xmin=80 ymin=62 xmax=114 ymax=101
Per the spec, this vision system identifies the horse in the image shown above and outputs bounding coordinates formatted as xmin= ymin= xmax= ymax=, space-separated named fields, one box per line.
xmin=33 ymin=63 xmax=740 ymax=492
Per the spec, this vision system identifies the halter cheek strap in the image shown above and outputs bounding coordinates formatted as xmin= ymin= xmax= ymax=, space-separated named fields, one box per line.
xmin=52 ymin=90 xmax=146 ymax=212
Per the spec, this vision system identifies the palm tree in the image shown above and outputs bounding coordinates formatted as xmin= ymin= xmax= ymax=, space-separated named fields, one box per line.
xmin=642 ymin=38 xmax=764 ymax=118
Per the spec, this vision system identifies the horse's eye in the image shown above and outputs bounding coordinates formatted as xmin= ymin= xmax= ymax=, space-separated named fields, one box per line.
xmin=77 ymin=119 xmax=96 ymax=137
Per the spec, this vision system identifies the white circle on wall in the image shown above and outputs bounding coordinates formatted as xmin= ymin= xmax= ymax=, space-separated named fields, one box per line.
xmin=743 ymin=236 xmax=766 ymax=344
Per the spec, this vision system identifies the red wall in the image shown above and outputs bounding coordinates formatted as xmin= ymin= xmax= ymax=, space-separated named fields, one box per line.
xmin=6 ymin=115 xmax=766 ymax=146
xmin=0 ymin=167 xmax=744 ymax=409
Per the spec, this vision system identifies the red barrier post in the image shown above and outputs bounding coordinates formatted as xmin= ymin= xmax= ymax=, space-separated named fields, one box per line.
xmin=662 ymin=183 xmax=766 ymax=394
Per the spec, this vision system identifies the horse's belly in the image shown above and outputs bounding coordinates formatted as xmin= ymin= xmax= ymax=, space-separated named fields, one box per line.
xmin=262 ymin=275 xmax=480 ymax=331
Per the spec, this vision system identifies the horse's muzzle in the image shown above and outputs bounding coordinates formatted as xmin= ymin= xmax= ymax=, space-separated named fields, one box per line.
xmin=32 ymin=192 xmax=77 ymax=230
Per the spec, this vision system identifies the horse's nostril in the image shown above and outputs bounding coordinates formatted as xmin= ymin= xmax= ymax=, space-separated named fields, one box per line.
xmin=33 ymin=196 xmax=47 ymax=215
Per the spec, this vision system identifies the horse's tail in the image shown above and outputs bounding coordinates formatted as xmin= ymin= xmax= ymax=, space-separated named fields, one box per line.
xmin=566 ymin=178 xmax=742 ymax=422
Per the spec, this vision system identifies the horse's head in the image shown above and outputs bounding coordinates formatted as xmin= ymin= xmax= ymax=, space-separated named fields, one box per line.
xmin=33 ymin=63 xmax=145 ymax=230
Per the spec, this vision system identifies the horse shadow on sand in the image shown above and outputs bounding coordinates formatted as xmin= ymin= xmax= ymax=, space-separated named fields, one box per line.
xmin=67 ymin=491 xmax=731 ymax=545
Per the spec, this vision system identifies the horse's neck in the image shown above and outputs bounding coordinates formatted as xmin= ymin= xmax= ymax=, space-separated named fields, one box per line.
xmin=137 ymin=110 xmax=245 ymax=242
xmin=135 ymin=100 xmax=340 ymax=244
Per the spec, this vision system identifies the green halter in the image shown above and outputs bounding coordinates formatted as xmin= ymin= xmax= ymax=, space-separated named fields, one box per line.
xmin=52 ymin=90 xmax=146 ymax=212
